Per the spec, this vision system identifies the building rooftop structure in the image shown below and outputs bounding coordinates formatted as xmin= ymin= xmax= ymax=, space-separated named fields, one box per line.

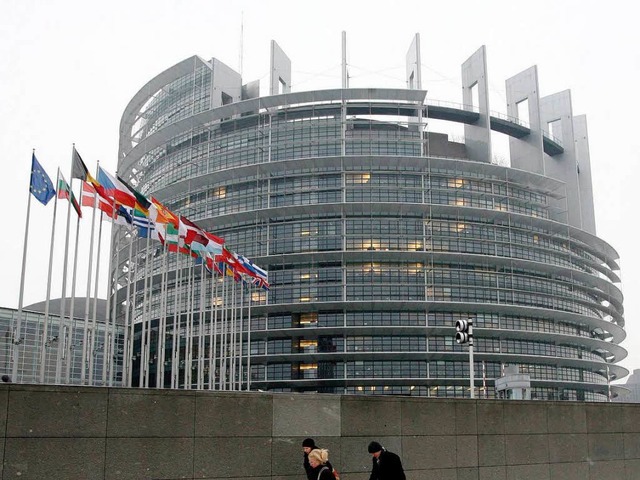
xmin=113 ymin=34 xmax=626 ymax=400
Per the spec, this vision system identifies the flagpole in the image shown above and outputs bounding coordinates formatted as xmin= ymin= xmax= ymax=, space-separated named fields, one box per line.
xmin=171 ymin=251 xmax=182 ymax=389
xmin=220 ymin=276 xmax=227 ymax=390
xmin=185 ymin=258 xmax=194 ymax=389
xmin=238 ymin=281 xmax=244 ymax=391
xmin=13 ymin=168 xmax=35 ymax=383
xmin=156 ymin=243 xmax=167 ymax=388
xmin=196 ymin=262 xmax=203 ymax=389
xmin=64 ymin=215 xmax=81 ymax=384
xmin=55 ymin=173 xmax=75 ymax=384
xmin=199 ymin=261 xmax=207 ymax=390
xmin=104 ymin=212 xmax=116 ymax=386
xmin=127 ymin=229 xmax=138 ymax=387
xmin=123 ymin=227 xmax=134 ymax=387
xmin=39 ymin=169 xmax=61 ymax=383
xmin=88 ymin=199 xmax=104 ymax=385
xmin=55 ymin=163 xmax=80 ymax=383
xmin=137 ymin=235 xmax=147 ymax=388
xmin=80 ymin=180 xmax=100 ymax=385
xmin=210 ymin=269 xmax=218 ymax=390
xmin=141 ymin=232 xmax=152 ymax=388
xmin=231 ymin=279 xmax=237 ymax=390
xmin=246 ymin=285 xmax=252 ymax=391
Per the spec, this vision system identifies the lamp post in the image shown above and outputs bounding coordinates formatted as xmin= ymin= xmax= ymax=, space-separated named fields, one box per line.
xmin=455 ymin=319 xmax=474 ymax=399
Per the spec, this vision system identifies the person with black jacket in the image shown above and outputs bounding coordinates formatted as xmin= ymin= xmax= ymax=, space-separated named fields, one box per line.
xmin=367 ymin=441 xmax=406 ymax=480
xmin=303 ymin=438 xmax=335 ymax=480
xmin=307 ymin=448 xmax=334 ymax=480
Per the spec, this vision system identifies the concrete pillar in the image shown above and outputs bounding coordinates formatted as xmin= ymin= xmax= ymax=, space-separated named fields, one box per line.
xmin=573 ymin=114 xmax=597 ymax=234
xmin=406 ymin=33 xmax=422 ymax=90
xmin=540 ymin=90 xmax=583 ymax=230
xmin=210 ymin=58 xmax=242 ymax=108
xmin=462 ymin=45 xmax=491 ymax=163
xmin=270 ymin=40 xmax=291 ymax=96
xmin=506 ymin=66 xmax=544 ymax=174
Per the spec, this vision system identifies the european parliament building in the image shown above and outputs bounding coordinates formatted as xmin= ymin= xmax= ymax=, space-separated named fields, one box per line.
xmin=115 ymin=36 xmax=626 ymax=401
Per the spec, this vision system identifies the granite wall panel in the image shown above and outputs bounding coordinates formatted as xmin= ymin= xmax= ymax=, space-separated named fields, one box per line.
xmin=1 ymin=384 xmax=639 ymax=480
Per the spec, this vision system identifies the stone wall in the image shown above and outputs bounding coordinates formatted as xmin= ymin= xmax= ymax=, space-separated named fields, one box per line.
xmin=1 ymin=384 xmax=639 ymax=479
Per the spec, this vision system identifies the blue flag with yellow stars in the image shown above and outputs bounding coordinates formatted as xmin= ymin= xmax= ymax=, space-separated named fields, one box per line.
xmin=29 ymin=153 xmax=56 ymax=205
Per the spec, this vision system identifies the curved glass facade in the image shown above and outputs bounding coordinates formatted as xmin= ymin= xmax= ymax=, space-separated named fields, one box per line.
xmin=116 ymin=54 xmax=625 ymax=401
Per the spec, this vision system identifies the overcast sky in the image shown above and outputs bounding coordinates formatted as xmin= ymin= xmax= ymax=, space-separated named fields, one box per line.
xmin=1 ymin=0 xmax=638 ymax=378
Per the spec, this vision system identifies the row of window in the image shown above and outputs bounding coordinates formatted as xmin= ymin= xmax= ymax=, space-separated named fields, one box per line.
xmin=246 ymin=360 xmax=606 ymax=384
xmin=130 ymin=309 xmax=596 ymax=338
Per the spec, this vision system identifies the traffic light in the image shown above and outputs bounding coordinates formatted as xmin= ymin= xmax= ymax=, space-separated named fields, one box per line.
xmin=455 ymin=319 xmax=473 ymax=345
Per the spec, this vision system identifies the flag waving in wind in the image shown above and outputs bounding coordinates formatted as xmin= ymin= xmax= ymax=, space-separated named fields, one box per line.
xmin=97 ymin=166 xmax=136 ymax=208
xmin=57 ymin=171 xmax=82 ymax=217
xmin=117 ymin=174 xmax=151 ymax=216
xmin=70 ymin=146 xmax=98 ymax=185
xmin=29 ymin=153 xmax=56 ymax=205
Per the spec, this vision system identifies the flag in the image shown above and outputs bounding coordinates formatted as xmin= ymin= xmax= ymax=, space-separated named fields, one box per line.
xmin=117 ymin=174 xmax=151 ymax=216
xmin=149 ymin=197 xmax=179 ymax=228
xmin=97 ymin=166 xmax=136 ymax=208
xmin=70 ymin=146 xmax=97 ymax=184
xmin=204 ymin=231 xmax=224 ymax=256
xmin=29 ymin=153 xmax=56 ymax=205
xmin=81 ymin=181 xmax=116 ymax=217
xmin=57 ymin=172 xmax=82 ymax=218
xmin=114 ymin=205 xmax=133 ymax=226
xmin=132 ymin=210 xmax=159 ymax=240
xmin=221 ymin=247 xmax=252 ymax=277
xmin=252 ymin=276 xmax=270 ymax=291
xmin=80 ymin=181 xmax=96 ymax=208
xmin=161 ymin=223 xmax=194 ymax=256
xmin=236 ymin=253 xmax=268 ymax=282
xmin=179 ymin=216 xmax=202 ymax=245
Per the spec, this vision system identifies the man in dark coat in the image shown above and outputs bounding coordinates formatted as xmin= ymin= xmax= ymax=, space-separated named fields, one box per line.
xmin=303 ymin=438 xmax=335 ymax=480
xmin=367 ymin=441 xmax=406 ymax=480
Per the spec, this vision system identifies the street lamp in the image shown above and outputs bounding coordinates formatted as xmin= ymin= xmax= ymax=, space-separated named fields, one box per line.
xmin=455 ymin=319 xmax=475 ymax=399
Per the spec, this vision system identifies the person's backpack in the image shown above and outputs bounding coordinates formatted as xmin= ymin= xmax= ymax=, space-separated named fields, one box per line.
xmin=317 ymin=466 xmax=340 ymax=480
xmin=317 ymin=466 xmax=329 ymax=480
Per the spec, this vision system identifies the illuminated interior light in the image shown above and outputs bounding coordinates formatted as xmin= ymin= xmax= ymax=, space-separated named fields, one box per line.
xmin=251 ymin=292 xmax=262 ymax=302
xmin=448 ymin=178 xmax=465 ymax=188
xmin=456 ymin=223 xmax=466 ymax=232
xmin=364 ymin=241 xmax=381 ymax=251
xmin=299 ymin=340 xmax=318 ymax=348
xmin=365 ymin=263 xmax=382 ymax=273
xmin=213 ymin=186 xmax=226 ymax=199
xmin=300 ymin=313 xmax=318 ymax=324
xmin=351 ymin=173 xmax=371 ymax=184
xmin=299 ymin=297 xmax=312 ymax=302
xmin=300 ymin=363 xmax=318 ymax=370
xmin=357 ymin=386 xmax=364 ymax=391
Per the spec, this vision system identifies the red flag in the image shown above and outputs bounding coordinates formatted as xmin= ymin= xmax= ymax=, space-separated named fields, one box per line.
xmin=81 ymin=181 xmax=117 ymax=217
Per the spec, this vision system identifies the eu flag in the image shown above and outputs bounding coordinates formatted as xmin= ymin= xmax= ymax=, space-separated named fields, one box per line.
xmin=30 ymin=153 xmax=55 ymax=205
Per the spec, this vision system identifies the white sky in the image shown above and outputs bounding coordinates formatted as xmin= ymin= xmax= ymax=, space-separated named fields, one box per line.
xmin=1 ymin=0 xmax=638 ymax=379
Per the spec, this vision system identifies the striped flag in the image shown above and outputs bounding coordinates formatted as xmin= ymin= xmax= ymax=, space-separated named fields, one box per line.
xmin=57 ymin=172 xmax=82 ymax=217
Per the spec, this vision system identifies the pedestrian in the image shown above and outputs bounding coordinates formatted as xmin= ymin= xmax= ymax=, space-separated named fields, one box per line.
xmin=307 ymin=448 xmax=334 ymax=480
xmin=367 ymin=441 xmax=406 ymax=480
xmin=302 ymin=438 xmax=336 ymax=480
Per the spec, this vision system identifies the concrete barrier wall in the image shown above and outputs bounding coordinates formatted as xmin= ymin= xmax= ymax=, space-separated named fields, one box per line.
xmin=1 ymin=384 xmax=639 ymax=479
